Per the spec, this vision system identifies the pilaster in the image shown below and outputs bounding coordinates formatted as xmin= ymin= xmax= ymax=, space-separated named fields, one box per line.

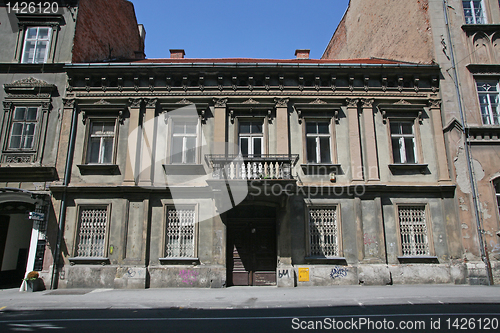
xmin=347 ymin=98 xmax=363 ymax=181
xmin=361 ymin=99 xmax=379 ymax=181
xmin=275 ymin=98 xmax=289 ymax=154
xmin=123 ymin=98 xmax=142 ymax=185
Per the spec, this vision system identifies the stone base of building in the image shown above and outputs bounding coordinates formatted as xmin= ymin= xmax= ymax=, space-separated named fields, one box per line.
xmin=56 ymin=262 xmax=471 ymax=289
xmin=148 ymin=265 xmax=226 ymax=288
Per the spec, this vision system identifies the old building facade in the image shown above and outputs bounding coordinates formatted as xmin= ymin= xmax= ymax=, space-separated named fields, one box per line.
xmin=53 ymin=50 xmax=465 ymax=288
xmin=0 ymin=0 xmax=144 ymax=289
xmin=323 ymin=0 xmax=500 ymax=284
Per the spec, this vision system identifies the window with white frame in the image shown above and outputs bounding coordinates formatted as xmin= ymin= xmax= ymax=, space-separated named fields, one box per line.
xmin=308 ymin=207 xmax=340 ymax=257
xmin=171 ymin=119 xmax=197 ymax=164
xmin=86 ymin=120 xmax=116 ymax=164
xmin=463 ymin=0 xmax=487 ymax=24
xmin=306 ymin=121 xmax=331 ymax=163
xmin=239 ymin=121 xmax=263 ymax=157
xmin=398 ymin=206 xmax=430 ymax=256
xmin=390 ymin=121 xmax=417 ymax=164
xmin=75 ymin=206 xmax=108 ymax=258
xmin=21 ymin=27 xmax=51 ymax=63
xmin=477 ymin=81 xmax=500 ymax=125
xmin=494 ymin=180 xmax=500 ymax=218
xmin=165 ymin=206 xmax=196 ymax=258
xmin=8 ymin=106 xmax=38 ymax=150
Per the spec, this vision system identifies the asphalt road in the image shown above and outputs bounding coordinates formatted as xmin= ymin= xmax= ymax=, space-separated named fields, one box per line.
xmin=1 ymin=303 xmax=499 ymax=332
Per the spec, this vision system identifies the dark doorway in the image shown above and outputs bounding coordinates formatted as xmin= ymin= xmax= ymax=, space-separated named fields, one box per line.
xmin=227 ymin=205 xmax=277 ymax=286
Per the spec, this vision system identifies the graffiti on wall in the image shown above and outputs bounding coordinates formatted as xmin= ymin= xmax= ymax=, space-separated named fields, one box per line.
xmin=330 ymin=266 xmax=348 ymax=279
xmin=278 ymin=269 xmax=290 ymax=278
xmin=179 ymin=270 xmax=199 ymax=285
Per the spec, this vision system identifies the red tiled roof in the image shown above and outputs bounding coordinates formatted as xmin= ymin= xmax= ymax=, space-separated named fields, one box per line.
xmin=131 ymin=57 xmax=412 ymax=65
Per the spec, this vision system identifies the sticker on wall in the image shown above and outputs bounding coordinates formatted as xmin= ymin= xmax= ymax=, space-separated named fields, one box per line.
xmin=298 ymin=267 xmax=309 ymax=282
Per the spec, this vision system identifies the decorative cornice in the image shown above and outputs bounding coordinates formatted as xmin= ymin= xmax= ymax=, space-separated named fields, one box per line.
xmin=5 ymin=77 xmax=53 ymax=88
xmin=63 ymin=99 xmax=75 ymax=108
xmin=274 ymin=98 xmax=289 ymax=108
xmin=361 ymin=98 xmax=374 ymax=108
xmin=176 ymin=98 xmax=193 ymax=104
xmin=346 ymin=98 xmax=359 ymax=108
xmin=213 ymin=98 xmax=228 ymax=108
xmin=394 ymin=99 xmax=411 ymax=105
xmin=94 ymin=99 xmax=111 ymax=105
xmin=428 ymin=99 xmax=442 ymax=108
xmin=309 ymin=98 xmax=328 ymax=105
xmin=128 ymin=98 xmax=142 ymax=108
xmin=145 ymin=98 xmax=158 ymax=108
xmin=242 ymin=98 xmax=260 ymax=104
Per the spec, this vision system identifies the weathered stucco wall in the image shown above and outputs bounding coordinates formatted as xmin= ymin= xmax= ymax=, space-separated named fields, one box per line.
xmin=322 ymin=0 xmax=434 ymax=64
xmin=72 ymin=0 xmax=144 ymax=62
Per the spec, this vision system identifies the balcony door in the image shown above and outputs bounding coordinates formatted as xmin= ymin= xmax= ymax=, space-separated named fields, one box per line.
xmin=238 ymin=121 xmax=263 ymax=157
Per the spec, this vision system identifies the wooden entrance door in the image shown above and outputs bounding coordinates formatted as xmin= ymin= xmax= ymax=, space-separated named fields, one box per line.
xmin=228 ymin=219 xmax=276 ymax=286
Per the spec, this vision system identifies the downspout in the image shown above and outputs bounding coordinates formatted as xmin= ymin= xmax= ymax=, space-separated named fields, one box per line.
xmin=442 ymin=0 xmax=493 ymax=285
xmin=50 ymin=102 xmax=78 ymax=289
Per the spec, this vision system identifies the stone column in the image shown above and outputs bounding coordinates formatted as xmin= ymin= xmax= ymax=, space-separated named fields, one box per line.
xmin=123 ymin=98 xmax=142 ymax=185
xmin=138 ymin=98 xmax=157 ymax=186
xmin=275 ymin=98 xmax=289 ymax=155
xmin=213 ymin=98 xmax=227 ymax=154
xmin=429 ymin=100 xmax=451 ymax=181
xmin=347 ymin=98 xmax=363 ymax=181
xmin=361 ymin=99 xmax=379 ymax=181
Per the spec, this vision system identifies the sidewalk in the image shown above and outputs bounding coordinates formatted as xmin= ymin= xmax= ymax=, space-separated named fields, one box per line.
xmin=1 ymin=285 xmax=499 ymax=311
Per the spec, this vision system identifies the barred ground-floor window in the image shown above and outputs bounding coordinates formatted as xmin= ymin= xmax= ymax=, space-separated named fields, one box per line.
xmin=75 ymin=206 xmax=109 ymax=257
xmin=165 ymin=206 xmax=197 ymax=258
xmin=398 ymin=205 xmax=430 ymax=256
xmin=308 ymin=206 xmax=340 ymax=257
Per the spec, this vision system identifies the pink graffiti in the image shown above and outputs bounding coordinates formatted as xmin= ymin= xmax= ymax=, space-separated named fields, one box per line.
xmin=179 ymin=270 xmax=198 ymax=285
xmin=364 ymin=233 xmax=376 ymax=246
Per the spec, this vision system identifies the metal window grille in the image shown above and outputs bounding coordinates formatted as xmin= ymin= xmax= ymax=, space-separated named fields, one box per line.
xmin=398 ymin=206 xmax=430 ymax=256
xmin=76 ymin=207 xmax=108 ymax=257
xmin=165 ymin=207 xmax=196 ymax=258
xmin=309 ymin=207 xmax=339 ymax=257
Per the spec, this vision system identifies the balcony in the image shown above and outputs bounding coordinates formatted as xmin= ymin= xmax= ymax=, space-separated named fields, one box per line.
xmin=205 ymin=154 xmax=299 ymax=180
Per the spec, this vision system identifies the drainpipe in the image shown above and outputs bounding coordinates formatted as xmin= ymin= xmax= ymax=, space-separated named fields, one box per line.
xmin=50 ymin=103 xmax=78 ymax=289
xmin=443 ymin=0 xmax=493 ymax=285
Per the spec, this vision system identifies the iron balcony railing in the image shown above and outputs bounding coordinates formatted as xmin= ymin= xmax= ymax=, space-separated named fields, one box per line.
xmin=205 ymin=154 xmax=299 ymax=180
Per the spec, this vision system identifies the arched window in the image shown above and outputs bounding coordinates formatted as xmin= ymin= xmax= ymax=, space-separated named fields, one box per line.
xmin=473 ymin=33 xmax=490 ymax=63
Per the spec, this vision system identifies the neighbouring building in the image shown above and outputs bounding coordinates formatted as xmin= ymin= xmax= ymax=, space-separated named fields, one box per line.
xmin=0 ymin=0 xmax=145 ymax=289
xmin=323 ymin=0 xmax=500 ymax=285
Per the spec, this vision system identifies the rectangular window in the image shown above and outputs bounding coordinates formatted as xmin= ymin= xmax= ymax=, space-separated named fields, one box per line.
xmin=171 ymin=119 xmax=197 ymax=164
xmin=390 ymin=121 xmax=417 ymax=164
xmin=463 ymin=0 xmax=486 ymax=24
xmin=21 ymin=27 xmax=51 ymax=63
xmin=165 ymin=206 xmax=196 ymax=258
xmin=308 ymin=207 xmax=340 ymax=257
xmin=75 ymin=207 xmax=108 ymax=258
xmin=86 ymin=120 xmax=116 ymax=164
xmin=306 ymin=121 xmax=331 ymax=163
xmin=477 ymin=81 xmax=500 ymax=125
xmin=398 ymin=206 xmax=430 ymax=256
xmin=8 ymin=106 xmax=38 ymax=150
xmin=239 ymin=121 xmax=263 ymax=157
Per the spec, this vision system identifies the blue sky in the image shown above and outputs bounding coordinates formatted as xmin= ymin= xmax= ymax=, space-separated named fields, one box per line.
xmin=129 ymin=0 xmax=350 ymax=60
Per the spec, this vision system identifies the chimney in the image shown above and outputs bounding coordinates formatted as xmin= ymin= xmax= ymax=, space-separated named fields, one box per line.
xmin=295 ymin=49 xmax=310 ymax=59
xmin=170 ymin=49 xmax=185 ymax=59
